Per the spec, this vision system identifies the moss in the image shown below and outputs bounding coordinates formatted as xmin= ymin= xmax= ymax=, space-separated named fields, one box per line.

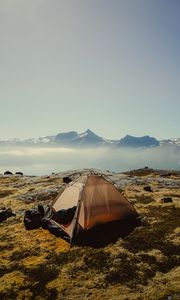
xmin=0 ymin=190 xmax=15 ymax=198
xmin=26 ymin=262 xmax=60 ymax=298
xmin=0 ymin=271 xmax=29 ymax=299
xmin=105 ymin=254 xmax=137 ymax=285
xmin=135 ymin=195 xmax=154 ymax=204
xmin=10 ymin=249 xmax=38 ymax=261
xmin=83 ymin=249 xmax=110 ymax=270
xmin=122 ymin=206 xmax=180 ymax=252
xmin=0 ymin=172 xmax=179 ymax=300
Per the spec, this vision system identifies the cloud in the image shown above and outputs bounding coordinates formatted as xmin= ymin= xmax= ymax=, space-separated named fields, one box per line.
xmin=0 ymin=146 xmax=179 ymax=175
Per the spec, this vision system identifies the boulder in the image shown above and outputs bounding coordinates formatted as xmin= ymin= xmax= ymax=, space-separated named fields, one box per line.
xmin=143 ymin=186 xmax=153 ymax=192
xmin=160 ymin=197 xmax=173 ymax=203
xmin=4 ymin=171 xmax=13 ymax=175
xmin=15 ymin=172 xmax=23 ymax=176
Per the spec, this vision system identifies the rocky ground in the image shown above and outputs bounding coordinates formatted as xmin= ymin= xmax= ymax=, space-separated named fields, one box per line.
xmin=0 ymin=168 xmax=180 ymax=300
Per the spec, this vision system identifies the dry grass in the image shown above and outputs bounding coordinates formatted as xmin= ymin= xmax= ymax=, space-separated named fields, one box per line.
xmin=0 ymin=171 xmax=179 ymax=300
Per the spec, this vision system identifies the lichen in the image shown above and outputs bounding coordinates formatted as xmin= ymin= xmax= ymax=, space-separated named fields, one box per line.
xmin=0 ymin=171 xmax=179 ymax=299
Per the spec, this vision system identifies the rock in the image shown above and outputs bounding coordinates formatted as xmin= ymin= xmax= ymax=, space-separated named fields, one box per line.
xmin=18 ymin=187 xmax=62 ymax=203
xmin=160 ymin=197 xmax=173 ymax=203
xmin=15 ymin=172 xmax=23 ymax=176
xmin=0 ymin=207 xmax=16 ymax=223
xmin=160 ymin=172 xmax=173 ymax=177
xmin=4 ymin=171 xmax=13 ymax=175
xmin=63 ymin=176 xmax=72 ymax=184
xmin=143 ymin=186 xmax=153 ymax=192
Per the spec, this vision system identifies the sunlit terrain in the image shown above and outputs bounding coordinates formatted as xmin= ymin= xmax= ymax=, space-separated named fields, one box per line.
xmin=0 ymin=169 xmax=179 ymax=299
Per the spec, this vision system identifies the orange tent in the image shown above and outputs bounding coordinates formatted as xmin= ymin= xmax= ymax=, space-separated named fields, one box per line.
xmin=52 ymin=174 xmax=140 ymax=247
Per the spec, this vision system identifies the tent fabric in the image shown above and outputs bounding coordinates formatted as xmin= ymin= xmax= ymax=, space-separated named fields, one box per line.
xmin=53 ymin=182 xmax=82 ymax=211
xmin=52 ymin=181 xmax=84 ymax=237
xmin=51 ymin=174 xmax=139 ymax=246
xmin=78 ymin=176 xmax=137 ymax=230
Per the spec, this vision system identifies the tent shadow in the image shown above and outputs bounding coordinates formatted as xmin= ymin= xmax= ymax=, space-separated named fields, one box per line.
xmin=75 ymin=216 xmax=141 ymax=248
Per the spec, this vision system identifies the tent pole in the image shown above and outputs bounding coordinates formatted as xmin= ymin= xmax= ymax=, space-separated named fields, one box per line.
xmin=70 ymin=176 xmax=88 ymax=247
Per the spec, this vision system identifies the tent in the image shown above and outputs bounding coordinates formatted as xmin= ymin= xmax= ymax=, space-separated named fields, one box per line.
xmin=51 ymin=174 xmax=140 ymax=247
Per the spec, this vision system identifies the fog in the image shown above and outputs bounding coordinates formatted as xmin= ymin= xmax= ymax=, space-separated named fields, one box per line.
xmin=0 ymin=146 xmax=179 ymax=175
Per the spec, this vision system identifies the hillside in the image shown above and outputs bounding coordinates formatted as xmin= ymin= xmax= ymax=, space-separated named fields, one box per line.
xmin=0 ymin=169 xmax=180 ymax=300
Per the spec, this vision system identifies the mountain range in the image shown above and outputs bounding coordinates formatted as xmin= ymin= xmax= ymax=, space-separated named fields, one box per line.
xmin=0 ymin=129 xmax=180 ymax=148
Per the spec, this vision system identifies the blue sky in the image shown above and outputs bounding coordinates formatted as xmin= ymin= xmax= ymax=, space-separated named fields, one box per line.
xmin=0 ymin=0 xmax=180 ymax=140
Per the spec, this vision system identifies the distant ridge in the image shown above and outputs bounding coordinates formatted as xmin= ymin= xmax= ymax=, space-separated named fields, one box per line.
xmin=0 ymin=130 xmax=179 ymax=148
xmin=54 ymin=129 xmax=105 ymax=146
xmin=117 ymin=135 xmax=160 ymax=148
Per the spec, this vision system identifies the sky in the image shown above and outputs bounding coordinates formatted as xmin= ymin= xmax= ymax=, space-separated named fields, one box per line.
xmin=0 ymin=0 xmax=180 ymax=140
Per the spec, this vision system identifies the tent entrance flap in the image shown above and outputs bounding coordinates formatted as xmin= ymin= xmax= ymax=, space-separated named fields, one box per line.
xmin=53 ymin=182 xmax=83 ymax=211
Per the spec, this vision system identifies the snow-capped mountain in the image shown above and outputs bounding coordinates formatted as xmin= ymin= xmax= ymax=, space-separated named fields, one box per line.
xmin=116 ymin=135 xmax=160 ymax=148
xmin=0 ymin=130 xmax=179 ymax=148
xmin=0 ymin=130 xmax=109 ymax=147
xmin=53 ymin=129 xmax=107 ymax=146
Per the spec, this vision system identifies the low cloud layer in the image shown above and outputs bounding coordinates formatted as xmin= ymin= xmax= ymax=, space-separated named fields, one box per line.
xmin=0 ymin=146 xmax=179 ymax=175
